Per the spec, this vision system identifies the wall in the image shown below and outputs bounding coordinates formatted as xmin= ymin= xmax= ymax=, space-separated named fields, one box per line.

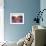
xmin=40 ymin=0 xmax=46 ymax=45
xmin=0 ymin=0 xmax=4 ymax=42
xmin=40 ymin=0 xmax=46 ymax=26
xmin=4 ymin=0 xmax=40 ymax=42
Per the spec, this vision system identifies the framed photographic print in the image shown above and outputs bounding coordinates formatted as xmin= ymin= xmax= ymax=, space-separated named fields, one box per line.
xmin=10 ymin=13 xmax=24 ymax=24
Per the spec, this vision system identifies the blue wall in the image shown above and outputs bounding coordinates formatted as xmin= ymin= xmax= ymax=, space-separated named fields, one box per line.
xmin=4 ymin=0 xmax=40 ymax=42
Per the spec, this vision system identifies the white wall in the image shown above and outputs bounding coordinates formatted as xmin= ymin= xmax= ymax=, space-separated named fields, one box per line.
xmin=0 ymin=0 xmax=4 ymax=42
xmin=40 ymin=0 xmax=46 ymax=27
